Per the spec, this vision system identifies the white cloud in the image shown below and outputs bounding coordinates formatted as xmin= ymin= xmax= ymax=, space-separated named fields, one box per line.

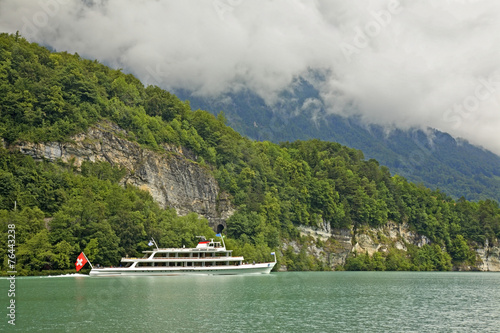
xmin=1 ymin=0 xmax=500 ymax=155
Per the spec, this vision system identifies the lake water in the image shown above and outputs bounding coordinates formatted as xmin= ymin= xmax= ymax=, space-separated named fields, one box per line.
xmin=1 ymin=272 xmax=499 ymax=332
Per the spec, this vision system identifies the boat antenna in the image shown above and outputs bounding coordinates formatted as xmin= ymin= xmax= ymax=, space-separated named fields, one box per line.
xmin=219 ymin=233 xmax=225 ymax=249
xmin=150 ymin=237 xmax=160 ymax=250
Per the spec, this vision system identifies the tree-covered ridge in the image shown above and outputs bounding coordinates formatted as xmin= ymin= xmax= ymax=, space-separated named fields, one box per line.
xmin=0 ymin=33 xmax=213 ymax=163
xmin=1 ymin=33 xmax=499 ymax=274
xmin=179 ymin=85 xmax=500 ymax=202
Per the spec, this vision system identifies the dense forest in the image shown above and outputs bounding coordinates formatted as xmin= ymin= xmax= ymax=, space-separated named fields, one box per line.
xmin=1 ymin=33 xmax=499 ymax=274
xmin=179 ymin=83 xmax=500 ymax=202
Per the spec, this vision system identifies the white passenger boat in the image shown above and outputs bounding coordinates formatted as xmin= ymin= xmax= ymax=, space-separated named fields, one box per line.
xmin=89 ymin=236 xmax=276 ymax=277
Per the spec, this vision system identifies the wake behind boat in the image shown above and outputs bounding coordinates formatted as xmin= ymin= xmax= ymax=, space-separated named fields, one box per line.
xmin=88 ymin=236 xmax=276 ymax=277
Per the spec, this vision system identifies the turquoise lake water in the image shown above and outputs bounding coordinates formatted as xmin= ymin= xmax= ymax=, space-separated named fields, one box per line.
xmin=1 ymin=272 xmax=499 ymax=332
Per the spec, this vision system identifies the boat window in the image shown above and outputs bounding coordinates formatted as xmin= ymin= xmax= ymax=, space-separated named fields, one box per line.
xmin=138 ymin=263 xmax=154 ymax=267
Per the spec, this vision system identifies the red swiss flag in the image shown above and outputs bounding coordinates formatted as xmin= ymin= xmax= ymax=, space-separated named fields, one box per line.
xmin=75 ymin=252 xmax=88 ymax=272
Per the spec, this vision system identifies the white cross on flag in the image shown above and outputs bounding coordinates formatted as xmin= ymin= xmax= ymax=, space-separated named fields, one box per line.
xmin=75 ymin=252 xmax=88 ymax=272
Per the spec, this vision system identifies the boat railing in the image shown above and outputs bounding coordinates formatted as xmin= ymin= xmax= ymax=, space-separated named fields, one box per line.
xmin=121 ymin=256 xmax=245 ymax=261
xmin=143 ymin=247 xmax=228 ymax=252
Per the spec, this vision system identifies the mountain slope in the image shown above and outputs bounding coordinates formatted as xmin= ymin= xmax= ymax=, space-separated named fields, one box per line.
xmin=176 ymin=84 xmax=500 ymax=202
xmin=1 ymin=33 xmax=500 ymax=274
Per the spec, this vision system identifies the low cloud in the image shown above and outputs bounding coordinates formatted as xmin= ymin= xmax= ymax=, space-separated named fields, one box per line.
xmin=1 ymin=0 xmax=500 ymax=154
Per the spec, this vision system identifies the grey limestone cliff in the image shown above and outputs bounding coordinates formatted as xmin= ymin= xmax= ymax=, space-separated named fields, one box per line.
xmin=14 ymin=121 xmax=234 ymax=227
xmin=288 ymin=221 xmax=500 ymax=272
xmin=476 ymin=239 xmax=500 ymax=271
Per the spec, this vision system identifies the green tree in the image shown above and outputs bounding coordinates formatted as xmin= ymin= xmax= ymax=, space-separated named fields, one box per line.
xmin=448 ymin=235 xmax=475 ymax=264
xmin=17 ymin=230 xmax=54 ymax=272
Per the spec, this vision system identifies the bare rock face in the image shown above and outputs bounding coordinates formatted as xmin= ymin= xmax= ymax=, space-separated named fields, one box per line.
xmin=14 ymin=122 xmax=234 ymax=226
xmin=292 ymin=221 xmax=500 ymax=271
xmin=296 ymin=221 xmax=426 ymax=269
xmin=298 ymin=222 xmax=353 ymax=269
xmin=351 ymin=222 xmax=431 ymax=256
xmin=476 ymin=239 xmax=500 ymax=272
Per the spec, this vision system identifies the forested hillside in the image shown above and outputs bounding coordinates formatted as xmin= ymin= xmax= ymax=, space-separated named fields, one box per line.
xmin=1 ymin=33 xmax=499 ymax=274
xmin=178 ymin=83 xmax=500 ymax=202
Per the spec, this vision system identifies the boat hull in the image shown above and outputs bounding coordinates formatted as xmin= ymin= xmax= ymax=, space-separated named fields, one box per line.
xmin=89 ymin=262 xmax=275 ymax=277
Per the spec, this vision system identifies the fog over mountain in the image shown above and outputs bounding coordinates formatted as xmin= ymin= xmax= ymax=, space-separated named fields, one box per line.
xmin=1 ymin=0 xmax=500 ymax=155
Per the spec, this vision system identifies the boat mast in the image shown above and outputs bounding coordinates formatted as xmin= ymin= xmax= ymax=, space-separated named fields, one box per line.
xmin=151 ymin=237 xmax=160 ymax=250
xmin=219 ymin=234 xmax=225 ymax=249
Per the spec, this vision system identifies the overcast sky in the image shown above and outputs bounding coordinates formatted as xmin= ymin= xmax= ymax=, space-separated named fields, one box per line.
xmin=1 ymin=0 xmax=500 ymax=155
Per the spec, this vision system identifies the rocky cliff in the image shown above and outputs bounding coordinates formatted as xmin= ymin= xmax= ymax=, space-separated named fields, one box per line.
xmin=288 ymin=221 xmax=500 ymax=272
xmin=14 ymin=121 xmax=234 ymax=227
xmin=476 ymin=239 xmax=500 ymax=271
